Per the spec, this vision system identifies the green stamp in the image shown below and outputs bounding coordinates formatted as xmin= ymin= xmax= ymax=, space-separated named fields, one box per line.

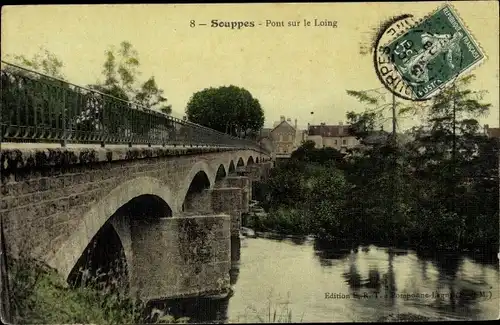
xmin=383 ymin=4 xmax=485 ymax=100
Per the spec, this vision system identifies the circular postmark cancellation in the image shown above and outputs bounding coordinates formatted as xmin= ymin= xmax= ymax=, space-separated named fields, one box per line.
xmin=374 ymin=4 xmax=486 ymax=101
xmin=374 ymin=15 xmax=419 ymax=101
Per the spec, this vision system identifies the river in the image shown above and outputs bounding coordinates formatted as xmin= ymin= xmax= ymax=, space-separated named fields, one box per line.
xmin=155 ymin=236 xmax=499 ymax=323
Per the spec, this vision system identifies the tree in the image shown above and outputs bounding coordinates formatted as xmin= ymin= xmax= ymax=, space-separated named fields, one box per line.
xmin=3 ymin=47 xmax=66 ymax=79
xmin=346 ymin=111 xmax=381 ymax=141
xmin=405 ymin=75 xmax=496 ymax=249
xmin=83 ymin=41 xmax=174 ymax=139
xmin=185 ymin=85 xmax=264 ymax=136
xmin=291 ymin=140 xmax=345 ymax=166
xmin=89 ymin=41 xmax=172 ymax=114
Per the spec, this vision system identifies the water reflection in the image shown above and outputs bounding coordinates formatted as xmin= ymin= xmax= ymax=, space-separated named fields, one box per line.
xmin=384 ymin=250 xmax=397 ymax=307
xmin=290 ymin=236 xmax=308 ymax=245
xmin=150 ymin=238 xmax=498 ymax=323
xmin=343 ymin=253 xmax=363 ymax=289
xmin=313 ymin=240 xmax=352 ymax=267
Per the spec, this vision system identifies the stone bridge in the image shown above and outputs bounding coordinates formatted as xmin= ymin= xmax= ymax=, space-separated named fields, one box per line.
xmin=0 ymin=144 xmax=272 ymax=302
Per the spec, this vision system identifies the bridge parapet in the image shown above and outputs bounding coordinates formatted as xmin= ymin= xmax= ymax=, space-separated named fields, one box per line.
xmin=0 ymin=144 xmax=247 ymax=171
xmin=1 ymin=61 xmax=268 ymax=155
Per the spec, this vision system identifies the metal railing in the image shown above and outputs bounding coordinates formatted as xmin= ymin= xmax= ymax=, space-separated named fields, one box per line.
xmin=0 ymin=61 xmax=268 ymax=154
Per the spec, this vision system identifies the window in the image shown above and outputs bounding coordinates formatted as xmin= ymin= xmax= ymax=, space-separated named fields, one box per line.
xmin=334 ymin=140 xmax=338 ymax=145
xmin=342 ymin=139 xmax=347 ymax=145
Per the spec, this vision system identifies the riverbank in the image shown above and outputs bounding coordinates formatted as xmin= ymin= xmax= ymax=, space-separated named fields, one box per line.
xmin=5 ymin=257 xmax=189 ymax=324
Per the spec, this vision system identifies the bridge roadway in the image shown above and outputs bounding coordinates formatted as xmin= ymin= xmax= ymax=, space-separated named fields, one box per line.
xmin=0 ymin=142 xmax=272 ymax=302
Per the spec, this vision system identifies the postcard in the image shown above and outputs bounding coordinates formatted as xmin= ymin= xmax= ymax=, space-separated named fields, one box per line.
xmin=1 ymin=2 xmax=498 ymax=324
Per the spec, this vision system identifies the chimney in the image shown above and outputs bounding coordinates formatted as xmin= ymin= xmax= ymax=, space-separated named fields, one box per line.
xmin=280 ymin=115 xmax=285 ymax=122
xmin=339 ymin=121 xmax=343 ymax=126
xmin=287 ymin=118 xmax=291 ymax=123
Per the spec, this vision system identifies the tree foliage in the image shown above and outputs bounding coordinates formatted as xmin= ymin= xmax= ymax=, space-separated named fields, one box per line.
xmin=89 ymin=41 xmax=172 ymax=114
xmin=4 ymin=48 xmax=66 ymax=80
xmin=185 ymin=85 xmax=264 ymax=136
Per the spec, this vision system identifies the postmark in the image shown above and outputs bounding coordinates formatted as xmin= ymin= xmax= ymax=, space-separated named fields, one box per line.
xmin=376 ymin=4 xmax=486 ymax=101
xmin=374 ymin=15 xmax=419 ymax=100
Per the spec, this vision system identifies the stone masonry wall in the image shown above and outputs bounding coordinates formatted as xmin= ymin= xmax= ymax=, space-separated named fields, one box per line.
xmin=219 ymin=176 xmax=251 ymax=213
xmin=182 ymin=188 xmax=244 ymax=236
xmin=211 ymin=188 xmax=243 ymax=236
xmin=130 ymin=215 xmax=231 ymax=300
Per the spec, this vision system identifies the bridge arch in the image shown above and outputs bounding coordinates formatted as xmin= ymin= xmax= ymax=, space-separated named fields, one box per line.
xmin=178 ymin=160 xmax=214 ymax=211
xmin=215 ymin=164 xmax=227 ymax=182
xmin=247 ymin=156 xmax=255 ymax=165
xmin=228 ymin=160 xmax=236 ymax=174
xmin=67 ymin=194 xmax=172 ymax=291
xmin=48 ymin=176 xmax=176 ymax=282
xmin=236 ymin=157 xmax=245 ymax=167
xmin=182 ymin=170 xmax=211 ymax=212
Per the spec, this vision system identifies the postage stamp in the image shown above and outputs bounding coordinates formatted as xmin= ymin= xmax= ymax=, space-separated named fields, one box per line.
xmin=382 ymin=4 xmax=486 ymax=100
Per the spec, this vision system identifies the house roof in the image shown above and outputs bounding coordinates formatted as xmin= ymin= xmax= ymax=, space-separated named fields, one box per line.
xmin=308 ymin=124 xmax=353 ymax=137
xmin=270 ymin=120 xmax=295 ymax=133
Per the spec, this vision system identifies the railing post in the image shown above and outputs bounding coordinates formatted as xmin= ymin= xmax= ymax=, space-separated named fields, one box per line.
xmin=61 ymin=90 xmax=67 ymax=148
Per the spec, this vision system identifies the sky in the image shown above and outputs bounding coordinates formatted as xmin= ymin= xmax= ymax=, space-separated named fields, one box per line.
xmin=2 ymin=2 xmax=499 ymax=130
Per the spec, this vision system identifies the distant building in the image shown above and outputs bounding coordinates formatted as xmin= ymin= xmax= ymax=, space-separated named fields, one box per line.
xmin=270 ymin=116 xmax=298 ymax=158
xmin=295 ymin=128 xmax=308 ymax=148
xmin=258 ymin=116 xmax=304 ymax=159
xmin=306 ymin=122 xmax=360 ymax=152
xmin=484 ymin=124 xmax=500 ymax=138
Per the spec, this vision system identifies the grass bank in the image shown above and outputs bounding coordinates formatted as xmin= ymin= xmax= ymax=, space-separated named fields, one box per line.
xmin=5 ymin=257 xmax=188 ymax=324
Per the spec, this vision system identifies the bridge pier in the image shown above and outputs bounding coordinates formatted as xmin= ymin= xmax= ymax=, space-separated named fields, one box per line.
xmin=217 ymin=176 xmax=251 ymax=215
xmin=130 ymin=215 xmax=231 ymax=301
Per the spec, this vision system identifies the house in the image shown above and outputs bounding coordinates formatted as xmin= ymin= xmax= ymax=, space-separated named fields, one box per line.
xmin=270 ymin=116 xmax=299 ymax=158
xmin=484 ymin=124 xmax=500 ymax=138
xmin=258 ymin=116 xmax=303 ymax=159
xmin=306 ymin=122 xmax=360 ymax=152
